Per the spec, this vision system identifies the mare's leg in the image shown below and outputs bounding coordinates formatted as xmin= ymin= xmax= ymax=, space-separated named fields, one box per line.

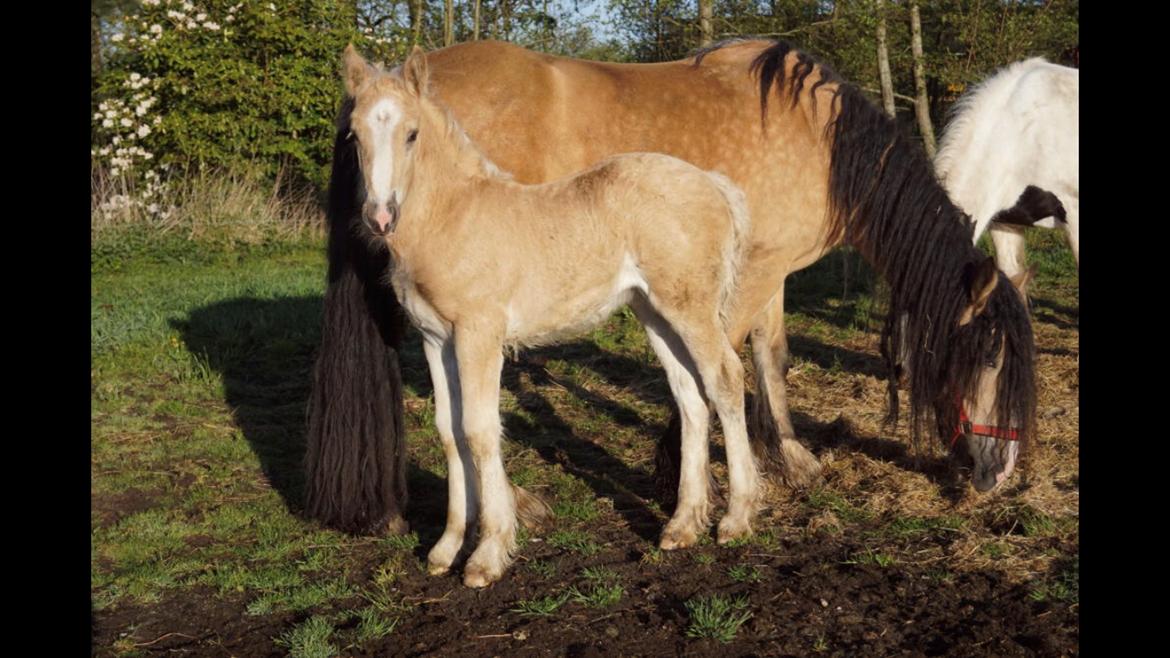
xmin=988 ymin=222 xmax=1028 ymax=279
xmin=422 ymin=335 xmax=479 ymax=575
xmin=749 ymin=286 xmax=822 ymax=489
xmin=1063 ymin=198 xmax=1079 ymax=267
xmin=631 ymin=297 xmax=711 ymax=550
xmin=454 ymin=326 xmax=516 ymax=587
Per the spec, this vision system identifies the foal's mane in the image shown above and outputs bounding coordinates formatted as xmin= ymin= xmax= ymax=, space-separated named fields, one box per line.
xmin=699 ymin=40 xmax=1038 ymax=451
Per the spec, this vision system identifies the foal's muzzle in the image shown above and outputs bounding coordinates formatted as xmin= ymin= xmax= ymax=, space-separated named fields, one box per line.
xmin=364 ymin=194 xmax=399 ymax=236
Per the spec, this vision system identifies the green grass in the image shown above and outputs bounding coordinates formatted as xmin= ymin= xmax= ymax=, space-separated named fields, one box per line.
xmin=728 ymin=565 xmax=763 ymax=583
xmin=511 ymin=592 xmax=572 ymax=617
xmin=548 ymin=529 xmax=601 ymax=556
xmin=685 ymin=594 xmax=754 ymax=643
xmin=846 ymin=548 xmax=896 ymax=568
xmin=274 ymin=616 xmax=338 ymax=658
xmin=526 ymin=559 xmax=557 ymax=579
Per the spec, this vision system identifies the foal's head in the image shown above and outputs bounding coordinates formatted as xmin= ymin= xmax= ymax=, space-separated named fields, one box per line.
xmin=342 ymin=45 xmax=431 ymax=236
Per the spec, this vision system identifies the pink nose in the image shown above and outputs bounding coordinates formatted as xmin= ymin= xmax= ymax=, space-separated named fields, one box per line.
xmin=375 ymin=207 xmax=393 ymax=232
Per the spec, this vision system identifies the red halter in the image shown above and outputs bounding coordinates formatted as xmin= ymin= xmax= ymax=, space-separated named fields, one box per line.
xmin=951 ymin=395 xmax=1021 ymax=448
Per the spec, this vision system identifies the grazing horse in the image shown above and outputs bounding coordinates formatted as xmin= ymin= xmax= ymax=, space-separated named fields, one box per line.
xmin=304 ymin=39 xmax=1038 ymax=537
xmin=344 ymin=45 xmax=761 ymax=585
xmin=934 ymin=58 xmax=1079 ymax=278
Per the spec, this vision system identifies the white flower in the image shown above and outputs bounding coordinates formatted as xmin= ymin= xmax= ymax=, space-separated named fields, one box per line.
xmin=102 ymin=119 xmax=113 ymax=128
xmin=144 ymin=153 xmax=154 ymax=160
xmin=130 ymin=72 xmax=141 ymax=82
xmin=226 ymin=15 xmax=234 ymax=22
xmin=187 ymin=20 xmax=198 ymax=30
xmin=99 ymin=146 xmax=111 ymax=156
xmin=196 ymin=13 xmax=206 ymax=21
xmin=143 ymin=0 xmax=160 ymax=7
xmin=112 ymin=135 xmax=122 ymax=145
xmin=203 ymin=21 xmax=220 ymax=31
xmin=137 ymin=125 xmax=152 ymax=138
xmin=111 ymin=33 xmax=124 ymax=43
xmin=150 ymin=24 xmax=162 ymax=34
xmin=120 ymin=117 xmax=133 ymax=127
xmin=148 ymin=203 xmax=160 ymax=213
xmin=268 ymin=3 xmax=275 ymax=10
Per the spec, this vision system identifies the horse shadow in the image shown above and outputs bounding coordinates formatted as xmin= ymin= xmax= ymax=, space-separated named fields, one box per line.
xmin=174 ymin=286 xmax=956 ymax=542
xmin=173 ymin=296 xmax=446 ymax=533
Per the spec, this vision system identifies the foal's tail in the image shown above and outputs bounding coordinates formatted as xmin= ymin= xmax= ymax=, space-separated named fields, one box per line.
xmin=304 ymin=99 xmax=411 ymax=536
xmin=703 ymin=170 xmax=753 ymax=326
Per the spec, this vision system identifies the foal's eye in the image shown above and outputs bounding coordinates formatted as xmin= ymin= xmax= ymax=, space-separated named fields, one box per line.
xmin=406 ymin=129 xmax=418 ymax=145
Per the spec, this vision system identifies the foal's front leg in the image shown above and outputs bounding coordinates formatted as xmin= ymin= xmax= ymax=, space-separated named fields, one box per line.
xmin=422 ymin=335 xmax=479 ymax=575
xmin=453 ymin=325 xmax=516 ymax=588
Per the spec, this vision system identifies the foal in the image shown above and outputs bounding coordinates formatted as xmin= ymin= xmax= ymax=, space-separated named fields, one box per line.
xmin=343 ymin=45 xmax=761 ymax=587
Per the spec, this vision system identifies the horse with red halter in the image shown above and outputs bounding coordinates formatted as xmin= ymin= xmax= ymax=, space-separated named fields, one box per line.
xmin=304 ymin=39 xmax=1037 ymax=536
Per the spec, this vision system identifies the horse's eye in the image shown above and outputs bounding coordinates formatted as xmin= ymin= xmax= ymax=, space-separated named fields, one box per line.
xmin=406 ymin=129 xmax=418 ymax=145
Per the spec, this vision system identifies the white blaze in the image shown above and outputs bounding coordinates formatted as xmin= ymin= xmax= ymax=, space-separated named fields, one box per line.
xmin=363 ymin=98 xmax=403 ymax=204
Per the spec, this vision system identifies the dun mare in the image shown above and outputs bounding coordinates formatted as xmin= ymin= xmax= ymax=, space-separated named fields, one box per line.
xmin=935 ymin=58 xmax=1079 ymax=277
xmin=305 ymin=39 xmax=1037 ymax=538
xmin=344 ymin=45 xmax=761 ymax=586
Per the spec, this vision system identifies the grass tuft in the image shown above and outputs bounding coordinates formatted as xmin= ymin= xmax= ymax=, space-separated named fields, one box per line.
xmin=685 ymin=594 xmax=753 ymax=642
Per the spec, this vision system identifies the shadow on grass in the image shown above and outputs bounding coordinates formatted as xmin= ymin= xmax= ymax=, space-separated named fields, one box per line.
xmin=174 ymin=282 xmax=962 ymax=534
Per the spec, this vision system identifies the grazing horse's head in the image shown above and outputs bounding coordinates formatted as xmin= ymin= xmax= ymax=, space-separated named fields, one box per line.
xmin=945 ymin=257 xmax=1035 ymax=492
xmin=342 ymin=45 xmax=429 ymax=237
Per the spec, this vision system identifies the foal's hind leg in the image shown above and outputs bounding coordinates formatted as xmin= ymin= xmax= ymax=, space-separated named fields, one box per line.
xmin=452 ymin=326 xmax=517 ymax=588
xmin=631 ymin=297 xmax=711 ymax=550
xmin=749 ymin=287 xmax=822 ymax=490
xmin=421 ymin=335 xmax=479 ymax=575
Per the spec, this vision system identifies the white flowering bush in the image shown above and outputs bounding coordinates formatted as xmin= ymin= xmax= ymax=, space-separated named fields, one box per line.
xmin=92 ymin=0 xmax=368 ymax=228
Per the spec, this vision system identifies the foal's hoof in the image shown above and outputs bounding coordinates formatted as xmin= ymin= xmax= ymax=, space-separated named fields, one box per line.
xmin=427 ymin=562 xmax=451 ymax=576
xmin=462 ymin=563 xmax=502 ymax=588
xmin=717 ymin=517 xmax=753 ymax=545
xmin=659 ymin=526 xmax=699 ymax=551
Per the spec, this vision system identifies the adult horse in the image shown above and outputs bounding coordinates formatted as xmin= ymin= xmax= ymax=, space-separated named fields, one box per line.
xmin=934 ymin=58 xmax=1079 ymax=278
xmin=305 ymin=39 xmax=1037 ymax=535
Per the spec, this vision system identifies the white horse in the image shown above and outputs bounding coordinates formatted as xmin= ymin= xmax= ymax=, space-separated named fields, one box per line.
xmin=935 ymin=58 xmax=1079 ymax=278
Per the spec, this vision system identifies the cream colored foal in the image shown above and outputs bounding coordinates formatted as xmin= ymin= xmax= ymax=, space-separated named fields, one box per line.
xmin=344 ymin=45 xmax=761 ymax=587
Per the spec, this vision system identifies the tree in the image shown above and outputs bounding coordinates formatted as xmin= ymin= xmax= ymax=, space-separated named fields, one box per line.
xmin=908 ymin=0 xmax=936 ymax=156
xmin=874 ymin=0 xmax=895 ymax=118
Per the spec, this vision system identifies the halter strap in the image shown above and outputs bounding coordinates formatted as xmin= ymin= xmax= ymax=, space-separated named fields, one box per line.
xmin=951 ymin=395 xmax=1021 ymax=448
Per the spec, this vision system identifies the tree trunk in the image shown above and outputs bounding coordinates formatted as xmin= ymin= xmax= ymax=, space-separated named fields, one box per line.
xmin=875 ymin=0 xmax=895 ymax=118
xmin=91 ymin=11 xmax=102 ymax=78
xmin=699 ymin=0 xmax=713 ymax=47
xmin=473 ymin=0 xmax=481 ymax=40
xmin=410 ymin=0 xmax=424 ymax=45
xmin=910 ymin=0 xmax=937 ymax=156
xmin=444 ymin=0 xmax=454 ymax=46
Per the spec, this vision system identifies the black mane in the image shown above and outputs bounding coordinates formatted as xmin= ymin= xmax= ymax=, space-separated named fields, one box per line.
xmin=746 ymin=41 xmax=1037 ymax=451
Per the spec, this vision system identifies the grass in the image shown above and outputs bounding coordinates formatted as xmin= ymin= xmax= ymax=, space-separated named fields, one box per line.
xmin=548 ymin=529 xmax=601 ymax=556
xmin=728 ymin=564 xmax=763 ymax=583
xmin=685 ymin=594 xmax=754 ymax=643
xmin=512 ymin=592 xmax=572 ymax=617
xmin=274 ymin=616 xmax=338 ymax=658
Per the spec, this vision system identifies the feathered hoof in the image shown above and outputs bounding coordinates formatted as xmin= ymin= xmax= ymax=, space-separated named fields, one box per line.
xmin=512 ymin=484 xmax=553 ymax=530
xmin=716 ymin=516 xmax=753 ymax=545
xmin=427 ymin=562 xmax=451 ymax=576
xmin=775 ymin=438 xmax=823 ymax=491
xmin=385 ymin=514 xmax=410 ymax=536
xmin=659 ymin=525 xmax=700 ymax=551
xmin=462 ymin=561 xmax=504 ymax=588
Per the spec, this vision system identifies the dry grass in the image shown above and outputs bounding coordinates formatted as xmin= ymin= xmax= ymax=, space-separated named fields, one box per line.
xmin=91 ymin=164 xmax=325 ymax=244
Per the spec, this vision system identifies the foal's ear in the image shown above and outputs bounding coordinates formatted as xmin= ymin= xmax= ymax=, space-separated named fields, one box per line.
xmin=404 ymin=45 xmax=429 ymax=98
xmin=343 ymin=44 xmax=373 ymax=97
xmin=958 ymin=256 xmax=999 ymax=326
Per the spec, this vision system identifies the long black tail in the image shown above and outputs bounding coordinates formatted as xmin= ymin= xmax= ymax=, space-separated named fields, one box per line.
xmin=304 ymin=97 xmax=410 ymax=535
xmin=990 ymin=185 xmax=1067 ymax=228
